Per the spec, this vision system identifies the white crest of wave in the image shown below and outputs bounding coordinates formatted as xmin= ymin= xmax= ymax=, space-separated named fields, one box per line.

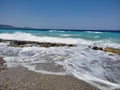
xmin=94 ymin=35 xmax=100 ymax=38
xmin=49 ymin=30 xmax=65 ymax=32
xmin=0 ymin=32 xmax=120 ymax=48
xmin=60 ymin=34 xmax=71 ymax=37
xmin=0 ymin=32 xmax=92 ymax=45
xmin=87 ymin=31 xmax=102 ymax=34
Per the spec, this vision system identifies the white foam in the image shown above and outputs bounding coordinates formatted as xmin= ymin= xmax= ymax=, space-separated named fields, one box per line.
xmin=0 ymin=32 xmax=85 ymax=44
xmin=64 ymin=46 xmax=120 ymax=90
xmin=2 ymin=46 xmax=69 ymax=75
xmin=0 ymin=32 xmax=120 ymax=48
xmin=86 ymin=31 xmax=103 ymax=34
xmin=0 ymin=42 xmax=9 ymax=46
xmin=50 ymin=30 xmax=65 ymax=32
xmin=94 ymin=35 xmax=100 ymax=38
xmin=60 ymin=34 xmax=71 ymax=37
xmin=1 ymin=45 xmax=120 ymax=89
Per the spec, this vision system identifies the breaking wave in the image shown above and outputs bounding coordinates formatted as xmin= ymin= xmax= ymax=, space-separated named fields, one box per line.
xmin=0 ymin=32 xmax=120 ymax=47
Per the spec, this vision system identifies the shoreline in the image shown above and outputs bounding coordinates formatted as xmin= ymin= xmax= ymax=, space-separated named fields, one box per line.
xmin=0 ymin=65 xmax=99 ymax=90
xmin=0 ymin=57 xmax=99 ymax=90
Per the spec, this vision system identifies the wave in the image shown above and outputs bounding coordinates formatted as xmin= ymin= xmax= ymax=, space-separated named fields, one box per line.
xmin=0 ymin=32 xmax=82 ymax=44
xmin=49 ymin=30 xmax=65 ymax=33
xmin=59 ymin=34 xmax=71 ymax=37
xmin=86 ymin=31 xmax=103 ymax=34
xmin=0 ymin=32 xmax=120 ymax=48
xmin=59 ymin=34 xmax=81 ymax=37
xmin=94 ymin=35 xmax=100 ymax=38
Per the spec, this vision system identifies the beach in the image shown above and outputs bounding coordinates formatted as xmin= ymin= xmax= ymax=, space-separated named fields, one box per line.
xmin=1 ymin=0 xmax=120 ymax=89
xmin=0 ymin=66 xmax=99 ymax=90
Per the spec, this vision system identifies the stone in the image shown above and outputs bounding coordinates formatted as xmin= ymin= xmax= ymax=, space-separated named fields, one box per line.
xmin=0 ymin=57 xmax=6 ymax=65
xmin=0 ymin=39 xmax=75 ymax=48
xmin=0 ymin=57 xmax=6 ymax=70
xmin=92 ymin=46 xmax=103 ymax=50
xmin=89 ymin=46 xmax=120 ymax=55
xmin=104 ymin=47 xmax=120 ymax=55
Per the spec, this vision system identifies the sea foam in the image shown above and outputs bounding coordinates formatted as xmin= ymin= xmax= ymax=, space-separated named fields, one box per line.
xmin=0 ymin=32 xmax=120 ymax=48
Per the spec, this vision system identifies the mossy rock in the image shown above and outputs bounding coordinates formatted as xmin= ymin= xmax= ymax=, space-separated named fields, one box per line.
xmin=104 ymin=47 xmax=120 ymax=54
xmin=0 ymin=39 xmax=75 ymax=47
xmin=89 ymin=46 xmax=120 ymax=55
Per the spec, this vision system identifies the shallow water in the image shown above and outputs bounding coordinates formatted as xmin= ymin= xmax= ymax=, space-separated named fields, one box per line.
xmin=0 ymin=29 xmax=120 ymax=90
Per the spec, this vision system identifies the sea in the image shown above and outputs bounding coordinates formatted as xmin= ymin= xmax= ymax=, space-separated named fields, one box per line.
xmin=0 ymin=29 xmax=120 ymax=90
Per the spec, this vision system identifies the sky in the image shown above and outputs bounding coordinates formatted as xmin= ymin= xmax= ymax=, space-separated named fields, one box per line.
xmin=0 ymin=0 xmax=120 ymax=30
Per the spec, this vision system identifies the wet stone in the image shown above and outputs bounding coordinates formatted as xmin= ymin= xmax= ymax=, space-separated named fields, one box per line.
xmin=0 ymin=57 xmax=6 ymax=71
xmin=0 ymin=39 xmax=75 ymax=48
xmin=89 ymin=46 xmax=120 ymax=55
xmin=104 ymin=47 xmax=120 ymax=55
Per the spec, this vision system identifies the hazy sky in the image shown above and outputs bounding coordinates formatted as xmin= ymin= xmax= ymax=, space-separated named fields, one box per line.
xmin=0 ymin=0 xmax=120 ymax=30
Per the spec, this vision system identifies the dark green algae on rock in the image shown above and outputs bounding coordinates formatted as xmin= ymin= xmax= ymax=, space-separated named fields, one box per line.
xmin=1 ymin=39 xmax=120 ymax=54
xmin=91 ymin=46 xmax=120 ymax=55
xmin=0 ymin=39 xmax=75 ymax=48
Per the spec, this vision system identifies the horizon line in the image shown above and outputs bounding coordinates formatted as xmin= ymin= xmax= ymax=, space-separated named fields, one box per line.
xmin=0 ymin=24 xmax=120 ymax=31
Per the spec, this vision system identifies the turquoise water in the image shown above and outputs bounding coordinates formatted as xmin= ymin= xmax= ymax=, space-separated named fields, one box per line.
xmin=0 ymin=29 xmax=120 ymax=41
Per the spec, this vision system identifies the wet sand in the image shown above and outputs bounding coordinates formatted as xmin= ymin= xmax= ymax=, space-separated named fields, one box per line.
xmin=0 ymin=66 xmax=99 ymax=90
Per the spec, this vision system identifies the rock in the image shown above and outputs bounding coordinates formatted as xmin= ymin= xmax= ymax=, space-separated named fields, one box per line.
xmin=0 ymin=39 xmax=75 ymax=48
xmin=104 ymin=47 xmax=120 ymax=55
xmin=92 ymin=46 xmax=103 ymax=50
xmin=0 ymin=57 xmax=6 ymax=71
xmin=109 ymin=54 xmax=115 ymax=56
xmin=89 ymin=46 xmax=120 ymax=55
xmin=0 ymin=57 xmax=6 ymax=65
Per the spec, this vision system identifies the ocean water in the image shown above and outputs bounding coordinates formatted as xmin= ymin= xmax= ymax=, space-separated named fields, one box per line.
xmin=0 ymin=29 xmax=120 ymax=90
